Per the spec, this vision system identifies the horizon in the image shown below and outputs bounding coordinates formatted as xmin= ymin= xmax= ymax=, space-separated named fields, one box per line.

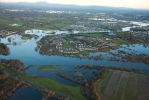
xmin=0 ymin=0 xmax=149 ymax=10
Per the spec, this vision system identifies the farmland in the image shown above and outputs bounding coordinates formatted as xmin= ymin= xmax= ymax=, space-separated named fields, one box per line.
xmin=96 ymin=70 xmax=149 ymax=100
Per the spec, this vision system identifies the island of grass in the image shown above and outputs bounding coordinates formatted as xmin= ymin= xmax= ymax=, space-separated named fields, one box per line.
xmin=21 ymin=34 xmax=33 ymax=40
xmin=74 ymin=72 xmax=83 ymax=77
xmin=96 ymin=69 xmax=149 ymax=100
xmin=37 ymin=65 xmax=62 ymax=70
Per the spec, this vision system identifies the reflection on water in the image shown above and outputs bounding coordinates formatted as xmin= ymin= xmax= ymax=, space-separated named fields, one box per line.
xmin=122 ymin=21 xmax=149 ymax=32
xmin=1 ymin=31 xmax=149 ymax=99
xmin=6 ymin=86 xmax=58 ymax=100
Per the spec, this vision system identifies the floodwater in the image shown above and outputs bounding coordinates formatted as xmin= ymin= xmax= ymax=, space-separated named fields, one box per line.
xmin=1 ymin=31 xmax=149 ymax=99
xmin=122 ymin=21 xmax=149 ymax=32
xmin=6 ymin=86 xmax=58 ymax=100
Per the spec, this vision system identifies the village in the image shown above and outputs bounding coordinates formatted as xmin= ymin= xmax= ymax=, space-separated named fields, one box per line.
xmin=0 ymin=29 xmax=18 ymax=38
xmin=0 ymin=2 xmax=149 ymax=100
xmin=36 ymin=34 xmax=117 ymax=56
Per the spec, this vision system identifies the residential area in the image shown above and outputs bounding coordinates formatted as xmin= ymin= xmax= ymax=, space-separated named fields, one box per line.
xmin=36 ymin=34 xmax=117 ymax=56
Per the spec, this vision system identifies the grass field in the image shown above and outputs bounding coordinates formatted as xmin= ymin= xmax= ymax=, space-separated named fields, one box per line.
xmin=1 ymin=64 xmax=87 ymax=100
xmin=78 ymin=33 xmax=103 ymax=38
xmin=62 ymin=42 xmax=74 ymax=48
xmin=0 ymin=13 xmax=74 ymax=31
xmin=19 ymin=74 xmax=87 ymax=100
xmin=79 ymin=50 xmax=90 ymax=55
xmin=0 ymin=15 xmax=28 ymax=31
xmin=21 ymin=34 xmax=32 ymax=40
xmin=37 ymin=65 xmax=62 ymax=70
xmin=96 ymin=70 xmax=149 ymax=100
xmin=111 ymin=39 xmax=131 ymax=45
xmin=74 ymin=72 xmax=83 ymax=77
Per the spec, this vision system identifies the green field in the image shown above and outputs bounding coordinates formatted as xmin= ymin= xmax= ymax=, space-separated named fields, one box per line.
xmin=1 ymin=64 xmax=87 ymax=100
xmin=62 ymin=42 xmax=74 ymax=48
xmin=79 ymin=50 xmax=90 ymax=55
xmin=0 ymin=15 xmax=27 ymax=31
xmin=37 ymin=65 xmax=62 ymax=70
xmin=18 ymin=74 xmax=87 ymax=100
xmin=74 ymin=72 xmax=83 ymax=77
xmin=111 ymin=39 xmax=131 ymax=45
xmin=21 ymin=34 xmax=32 ymax=40
xmin=78 ymin=33 xmax=103 ymax=38
xmin=0 ymin=13 xmax=75 ymax=31
xmin=96 ymin=70 xmax=149 ymax=100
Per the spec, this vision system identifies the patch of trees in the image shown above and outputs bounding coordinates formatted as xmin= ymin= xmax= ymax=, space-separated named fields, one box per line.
xmin=0 ymin=77 xmax=23 ymax=100
xmin=122 ymin=54 xmax=149 ymax=65
xmin=0 ymin=68 xmax=4 ymax=75
xmin=56 ymin=72 xmax=84 ymax=85
xmin=82 ymin=69 xmax=107 ymax=100
xmin=1 ymin=59 xmax=25 ymax=74
xmin=0 ymin=43 xmax=10 ymax=55
xmin=116 ymin=33 xmax=138 ymax=43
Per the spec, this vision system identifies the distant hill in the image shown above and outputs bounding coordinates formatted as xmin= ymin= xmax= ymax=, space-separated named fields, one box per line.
xmin=0 ymin=1 xmax=148 ymax=11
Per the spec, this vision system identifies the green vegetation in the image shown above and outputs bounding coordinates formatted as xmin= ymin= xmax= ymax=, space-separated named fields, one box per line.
xmin=37 ymin=65 xmax=62 ymax=70
xmin=79 ymin=50 xmax=90 ymax=56
xmin=1 ymin=63 xmax=86 ymax=100
xmin=0 ymin=13 xmax=75 ymax=31
xmin=0 ymin=64 xmax=16 ymax=75
xmin=78 ymin=33 xmax=103 ymax=38
xmin=110 ymin=45 xmax=121 ymax=49
xmin=0 ymin=16 xmax=27 ymax=31
xmin=96 ymin=70 xmax=149 ymax=100
xmin=52 ymin=47 xmax=58 ymax=52
xmin=96 ymin=70 xmax=111 ymax=94
xmin=21 ymin=34 xmax=32 ymax=40
xmin=111 ymin=39 xmax=131 ymax=45
xmin=106 ymin=26 xmax=121 ymax=31
xmin=36 ymin=25 xmax=56 ymax=30
xmin=115 ymin=78 xmax=126 ymax=100
xmin=62 ymin=42 xmax=73 ymax=48
xmin=99 ymin=47 xmax=111 ymax=52
xmin=19 ymin=74 xmax=87 ymax=100
xmin=74 ymin=72 xmax=83 ymax=77
xmin=53 ymin=23 xmax=70 ymax=29
xmin=0 ymin=43 xmax=6 ymax=49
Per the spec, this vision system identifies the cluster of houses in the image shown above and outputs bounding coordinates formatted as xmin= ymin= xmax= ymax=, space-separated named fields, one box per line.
xmin=62 ymin=21 xmax=110 ymax=33
xmin=38 ymin=34 xmax=117 ymax=55
xmin=61 ymin=21 xmax=132 ymax=33
xmin=0 ymin=30 xmax=17 ymax=37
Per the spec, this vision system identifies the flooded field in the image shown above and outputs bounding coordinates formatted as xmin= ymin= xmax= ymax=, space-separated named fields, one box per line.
xmin=0 ymin=31 xmax=149 ymax=100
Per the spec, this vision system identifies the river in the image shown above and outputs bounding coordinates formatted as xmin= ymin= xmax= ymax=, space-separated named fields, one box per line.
xmin=0 ymin=32 xmax=149 ymax=100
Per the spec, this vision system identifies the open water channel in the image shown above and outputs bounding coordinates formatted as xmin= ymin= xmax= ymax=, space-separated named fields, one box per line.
xmin=0 ymin=30 xmax=149 ymax=100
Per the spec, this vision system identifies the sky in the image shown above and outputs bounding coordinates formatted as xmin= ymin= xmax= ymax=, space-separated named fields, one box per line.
xmin=1 ymin=0 xmax=149 ymax=9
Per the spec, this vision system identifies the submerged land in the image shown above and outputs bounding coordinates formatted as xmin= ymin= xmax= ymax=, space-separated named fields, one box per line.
xmin=0 ymin=1 xmax=149 ymax=100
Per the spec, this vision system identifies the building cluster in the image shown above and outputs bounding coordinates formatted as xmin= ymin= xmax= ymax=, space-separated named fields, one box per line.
xmin=62 ymin=21 xmax=110 ymax=33
xmin=0 ymin=30 xmax=17 ymax=37
xmin=38 ymin=34 xmax=117 ymax=55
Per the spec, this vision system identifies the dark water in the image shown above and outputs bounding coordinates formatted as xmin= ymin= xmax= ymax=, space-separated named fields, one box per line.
xmin=6 ymin=86 xmax=58 ymax=100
